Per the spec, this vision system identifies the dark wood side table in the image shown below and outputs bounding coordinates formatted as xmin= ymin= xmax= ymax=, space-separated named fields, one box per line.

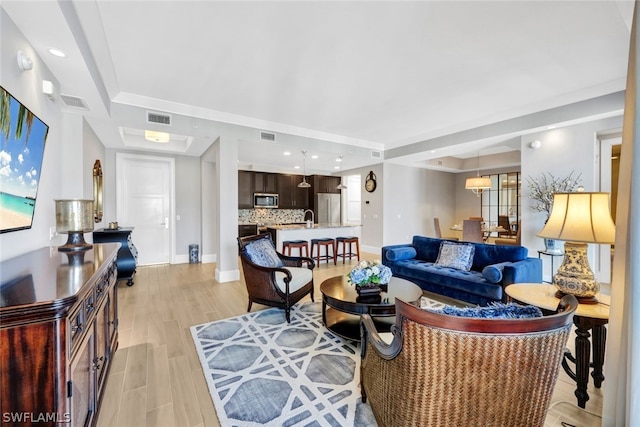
xmin=537 ymin=250 xmax=565 ymax=283
xmin=505 ymin=283 xmax=610 ymax=409
xmin=320 ymin=275 xmax=423 ymax=341
xmin=93 ymin=227 xmax=138 ymax=286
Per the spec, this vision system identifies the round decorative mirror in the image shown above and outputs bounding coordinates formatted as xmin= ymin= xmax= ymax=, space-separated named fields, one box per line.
xmin=93 ymin=160 xmax=103 ymax=223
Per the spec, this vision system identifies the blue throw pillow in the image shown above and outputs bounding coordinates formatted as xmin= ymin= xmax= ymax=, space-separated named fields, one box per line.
xmin=244 ymin=238 xmax=283 ymax=268
xmin=481 ymin=261 xmax=514 ymax=283
xmin=434 ymin=241 xmax=475 ymax=271
xmin=385 ymin=247 xmax=417 ymax=262
xmin=433 ymin=302 xmax=543 ymax=319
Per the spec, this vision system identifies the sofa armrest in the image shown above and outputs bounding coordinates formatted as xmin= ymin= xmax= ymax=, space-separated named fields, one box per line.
xmin=501 ymin=257 xmax=543 ymax=301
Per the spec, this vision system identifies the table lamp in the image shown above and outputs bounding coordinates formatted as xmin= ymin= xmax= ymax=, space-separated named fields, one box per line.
xmin=55 ymin=199 xmax=94 ymax=252
xmin=537 ymin=192 xmax=615 ymax=304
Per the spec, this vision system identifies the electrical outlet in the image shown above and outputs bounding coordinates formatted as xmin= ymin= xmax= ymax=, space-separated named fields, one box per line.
xmin=49 ymin=227 xmax=58 ymax=240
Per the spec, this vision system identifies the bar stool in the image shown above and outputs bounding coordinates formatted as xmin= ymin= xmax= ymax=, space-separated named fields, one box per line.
xmin=335 ymin=236 xmax=360 ymax=263
xmin=310 ymin=238 xmax=336 ymax=266
xmin=282 ymin=240 xmax=309 ymax=257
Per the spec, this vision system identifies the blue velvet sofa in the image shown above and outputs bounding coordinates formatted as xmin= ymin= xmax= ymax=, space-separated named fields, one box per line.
xmin=382 ymin=236 xmax=542 ymax=305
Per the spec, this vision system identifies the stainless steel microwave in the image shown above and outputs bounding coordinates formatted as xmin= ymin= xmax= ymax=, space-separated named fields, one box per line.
xmin=254 ymin=193 xmax=279 ymax=208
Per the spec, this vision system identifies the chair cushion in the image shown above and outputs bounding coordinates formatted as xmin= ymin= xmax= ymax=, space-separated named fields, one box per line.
xmin=434 ymin=241 xmax=475 ymax=271
xmin=433 ymin=302 xmax=543 ymax=319
xmin=244 ymin=237 xmax=283 ymax=268
xmin=385 ymin=246 xmax=417 ymax=262
xmin=275 ymin=267 xmax=313 ymax=293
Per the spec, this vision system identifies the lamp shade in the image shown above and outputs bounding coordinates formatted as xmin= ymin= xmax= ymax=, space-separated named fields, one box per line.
xmin=465 ymin=177 xmax=492 ymax=190
xmin=55 ymin=199 xmax=94 ymax=233
xmin=537 ymin=192 xmax=615 ymax=244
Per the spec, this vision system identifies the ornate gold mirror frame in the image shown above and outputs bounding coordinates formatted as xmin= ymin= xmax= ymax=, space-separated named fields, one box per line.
xmin=93 ymin=160 xmax=103 ymax=223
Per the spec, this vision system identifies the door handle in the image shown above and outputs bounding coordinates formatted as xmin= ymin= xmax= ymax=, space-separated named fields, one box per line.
xmin=160 ymin=217 xmax=169 ymax=228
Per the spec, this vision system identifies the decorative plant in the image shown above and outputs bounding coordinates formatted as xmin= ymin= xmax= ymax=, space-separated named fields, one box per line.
xmin=527 ymin=171 xmax=582 ymax=220
xmin=348 ymin=260 xmax=392 ymax=287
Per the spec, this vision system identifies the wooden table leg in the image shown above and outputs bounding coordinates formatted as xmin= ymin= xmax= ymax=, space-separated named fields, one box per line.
xmin=591 ymin=319 xmax=608 ymax=388
xmin=573 ymin=316 xmax=593 ymax=408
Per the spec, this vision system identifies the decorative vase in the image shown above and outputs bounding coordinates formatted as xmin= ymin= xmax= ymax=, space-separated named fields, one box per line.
xmin=544 ymin=238 xmax=562 ymax=254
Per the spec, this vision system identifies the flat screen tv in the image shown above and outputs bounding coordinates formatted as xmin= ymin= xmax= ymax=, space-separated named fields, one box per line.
xmin=0 ymin=86 xmax=49 ymax=233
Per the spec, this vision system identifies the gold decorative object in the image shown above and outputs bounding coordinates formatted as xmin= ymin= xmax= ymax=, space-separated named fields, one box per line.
xmin=55 ymin=199 xmax=94 ymax=252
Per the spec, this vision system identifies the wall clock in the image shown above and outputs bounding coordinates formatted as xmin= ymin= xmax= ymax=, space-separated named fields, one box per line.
xmin=365 ymin=171 xmax=377 ymax=193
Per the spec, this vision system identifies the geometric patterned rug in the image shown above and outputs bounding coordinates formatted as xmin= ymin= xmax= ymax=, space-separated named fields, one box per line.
xmin=190 ymin=297 xmax=448 ymax=426
xmin=190 ymin=301 xmax=377 ymax=426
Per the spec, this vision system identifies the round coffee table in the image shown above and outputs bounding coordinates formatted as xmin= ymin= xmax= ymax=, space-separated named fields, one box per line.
xmin=320 ymin=275 xmax=422 ymax=341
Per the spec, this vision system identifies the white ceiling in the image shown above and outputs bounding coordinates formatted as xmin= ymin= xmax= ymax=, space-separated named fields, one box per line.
xmin=2 ymin=1 xmax=633 ymax=174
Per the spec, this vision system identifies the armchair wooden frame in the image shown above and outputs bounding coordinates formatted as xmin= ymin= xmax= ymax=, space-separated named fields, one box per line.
xmin=360 ymin=295 xmax=578 ymax=427
xmin=238 ymin=234 xmax=315 ymax=322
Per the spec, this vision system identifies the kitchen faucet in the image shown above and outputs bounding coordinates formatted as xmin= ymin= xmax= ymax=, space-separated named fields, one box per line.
xmin=303 ymin=209 xmax=314 ymax=224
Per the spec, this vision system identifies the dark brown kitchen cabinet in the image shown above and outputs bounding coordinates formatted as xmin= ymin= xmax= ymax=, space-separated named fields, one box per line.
xmin=312 ymin=175 xmax=342 ymax=193
xmin=238 ymin=170 xmax=255 ymax=208
xmin=278 ymin=174 xmax=309 ymax=209
xmin=254 ymin=172 xmax=278 ymax=193
xmin=238 ymin=224 xmax=258 ymax=237
xmin=0 ymin=244 xmax=119 ymax=427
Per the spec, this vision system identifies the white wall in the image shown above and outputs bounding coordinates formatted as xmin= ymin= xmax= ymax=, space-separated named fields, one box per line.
xmin=520 ymin=116 xmax=623 ymax=281
xmin=383 ymin=163 xmax=456 ymax=246
xmin=1 ymin=9 xmax=65 ymax=260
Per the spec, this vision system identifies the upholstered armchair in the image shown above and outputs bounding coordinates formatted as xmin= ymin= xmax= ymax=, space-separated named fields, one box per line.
xmin=360 ymin=295 xmax=578 ymax=427
xmin=237 ymin=234 xmax=315 ymax=322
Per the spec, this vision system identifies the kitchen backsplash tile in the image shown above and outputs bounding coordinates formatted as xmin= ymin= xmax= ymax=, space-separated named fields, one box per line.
xmin=239 ymin=209 xmax=307 ymax=224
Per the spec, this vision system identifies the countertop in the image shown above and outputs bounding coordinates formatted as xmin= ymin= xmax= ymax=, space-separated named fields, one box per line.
xmin=267 ymin=223 xmax=361 ymax=230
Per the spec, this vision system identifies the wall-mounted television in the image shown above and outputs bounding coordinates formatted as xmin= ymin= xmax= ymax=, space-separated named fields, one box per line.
xmin=0 ymin=86 xmax=49 ymax=233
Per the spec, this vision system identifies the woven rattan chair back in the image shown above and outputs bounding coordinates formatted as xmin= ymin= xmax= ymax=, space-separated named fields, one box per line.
xmin=360 ymin=295 xmax=577 ymax=427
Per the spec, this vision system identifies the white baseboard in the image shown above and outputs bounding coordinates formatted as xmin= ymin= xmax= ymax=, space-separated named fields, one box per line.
xmin=361 ymin=245 xmax=381 ymax=257
xmin=216 ymin=268 xmax=240 ymax=283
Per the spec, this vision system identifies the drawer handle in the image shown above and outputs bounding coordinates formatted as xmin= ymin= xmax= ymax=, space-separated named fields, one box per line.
xmin=85 ymin=303 xmax=94 ymax=313
xmin=71 ymin=324 xmax=83 ymax=334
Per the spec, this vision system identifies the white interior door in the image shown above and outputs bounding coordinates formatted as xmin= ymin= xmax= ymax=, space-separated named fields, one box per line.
xmin=116 ymin=153 xmax=174 ymax=265
xmin=597 ymin=135 xmax=621 ymax=284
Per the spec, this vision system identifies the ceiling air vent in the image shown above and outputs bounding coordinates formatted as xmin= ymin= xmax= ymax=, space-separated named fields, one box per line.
xmin=147 ymin=111 xmax=172 ymax=126
xmin=260 ymin=131 xmax=276 ymax=143
xmin=370 ymin=150 xmax=382 ymax=159
xmin=437 ymin=160 xmax=444 ymax=166
xmin=60 ymin=94 xmax=88 ymax=110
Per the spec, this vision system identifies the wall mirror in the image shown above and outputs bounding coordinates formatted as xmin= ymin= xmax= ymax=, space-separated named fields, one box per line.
xmin=93 ymin=160 xmax=103 ymax=223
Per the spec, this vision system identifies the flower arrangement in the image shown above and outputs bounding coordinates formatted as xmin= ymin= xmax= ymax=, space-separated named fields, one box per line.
xmin=527 ymin=171 xmax=582 ymax=220
xmin=348 ymin=260 xmax=392 ymax=287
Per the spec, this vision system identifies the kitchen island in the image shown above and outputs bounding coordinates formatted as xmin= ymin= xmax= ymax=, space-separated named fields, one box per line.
xmin=267 ymin=223 xmax=361 ymax=262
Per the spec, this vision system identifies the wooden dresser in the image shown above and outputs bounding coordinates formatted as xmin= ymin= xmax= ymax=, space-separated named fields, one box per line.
xmin=0 ymin=243 xmax=119 ymax=427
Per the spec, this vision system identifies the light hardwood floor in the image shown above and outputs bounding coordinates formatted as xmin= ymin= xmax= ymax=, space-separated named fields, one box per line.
xmin=96 ymin=254 xmax=603 ymax=427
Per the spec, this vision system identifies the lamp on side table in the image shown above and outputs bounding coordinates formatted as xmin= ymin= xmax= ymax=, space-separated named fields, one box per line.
xmin=536 ymin=192 xmax=616 ymax=304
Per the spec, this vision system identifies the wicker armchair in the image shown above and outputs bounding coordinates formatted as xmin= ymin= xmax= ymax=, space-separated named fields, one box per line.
xmin=237 ymin=234 xmax=315 ymax=322
xmin=360 ymin=295 xmax=578 ymax=427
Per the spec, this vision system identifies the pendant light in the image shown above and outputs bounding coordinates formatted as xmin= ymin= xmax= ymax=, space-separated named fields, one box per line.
xmin=298 ymin=150 xmax=311 ymax=188
xmin=465 ymin=150 xmax=492 ymax=196
xmin=336 ymin=155 xmax=347 ymax=190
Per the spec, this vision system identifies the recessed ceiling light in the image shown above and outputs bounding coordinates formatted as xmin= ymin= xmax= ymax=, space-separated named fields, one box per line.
xmin=336 ymin=157 xmax=342 ymax=162
xmin=334 ymin=166 xmax=340 ymax=170
xmin=547 ymin=125 xmax=556 ymax=130
xmin=311 ymin=155 xmax=318 ymax=159
xmin=48 ymin=48 xmax=66 ymax=57
xmin=294 ymin=165 xmax=300 ymax=169
xmin=144 ymin=130 xmax=170 ymax=143
xmin=283 ymin=151 xmax=291 ymax=156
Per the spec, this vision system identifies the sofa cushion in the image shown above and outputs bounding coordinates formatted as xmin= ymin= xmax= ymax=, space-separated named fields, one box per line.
xmin=275 ymin=267 xmax=312 ymax=293
xmin=411 ymin=236 xmax=444 ymax=262
xmin=435 ymin=241 xmax=475 ymax=271
xmin=471 ymin=244 xmax=528 ymax=271
xmin=432 ymin=302 xmax=543 ymax=319
xmin=385 ymin=246 xmax=417 ymax=262
xmin=244 ymin=237 xmax=283 ymax=268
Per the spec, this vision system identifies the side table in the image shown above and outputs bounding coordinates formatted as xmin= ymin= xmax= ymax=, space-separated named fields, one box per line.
xmin=537 ymin=250 xmax=564 ymax=283
xmin=93 ymin=227 xmax=139 ymax=286
xmin=505 ymin=283 xmax=609 ymax=409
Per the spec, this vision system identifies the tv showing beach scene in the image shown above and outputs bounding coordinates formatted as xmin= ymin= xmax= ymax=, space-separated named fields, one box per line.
xmin=0 ymin=86 xmax=49 ymax=233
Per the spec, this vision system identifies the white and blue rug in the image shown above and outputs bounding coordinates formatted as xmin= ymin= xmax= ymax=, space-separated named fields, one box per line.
xmin=190 ymin=302 xmax=377 ymax=426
